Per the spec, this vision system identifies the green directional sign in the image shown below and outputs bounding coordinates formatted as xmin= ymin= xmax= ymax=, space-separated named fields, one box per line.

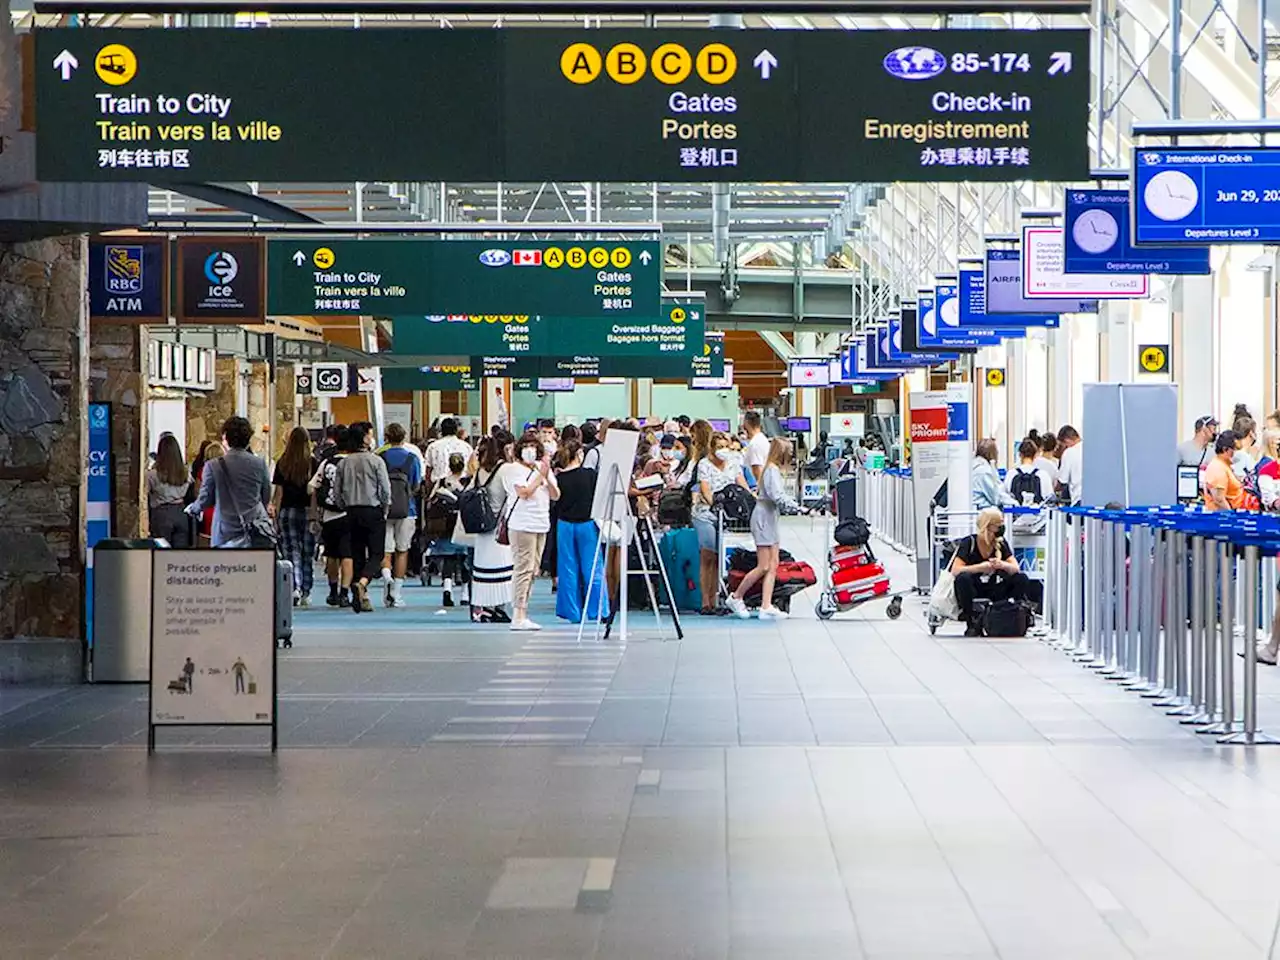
xmin=377 ymin=332 xmax=721 ymax=390
xmin=266 ymin=240 xmax=661 ymax=319
xmin=390 ymin=302 xmax=703 ymax=358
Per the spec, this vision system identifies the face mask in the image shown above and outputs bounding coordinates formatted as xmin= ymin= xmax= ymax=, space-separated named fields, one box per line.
xmin=661 ymin=448 xmax=674 ymax=460
xmin=672 ymin=450 xmax=685 ymax=463
xmin=992 ymin=524 xmax=1006 ymax=538
xmin=545 ymin=440 xmax=557 ymax=455
xmin=713 ymin=448 xmax=727 ymax=461
xmin=521 ymin=447 xmax=537 ymax=464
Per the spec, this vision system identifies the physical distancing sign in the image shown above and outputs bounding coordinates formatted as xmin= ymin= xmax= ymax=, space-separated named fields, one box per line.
xmin=1139 ymin=344 xmax=1169 ymax=374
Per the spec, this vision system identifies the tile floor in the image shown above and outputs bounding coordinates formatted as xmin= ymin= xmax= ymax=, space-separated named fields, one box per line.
xmin=6 ymin=519 xmax=1280 ymax=957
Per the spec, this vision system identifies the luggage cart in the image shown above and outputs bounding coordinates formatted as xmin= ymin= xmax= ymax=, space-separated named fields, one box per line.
xmin=815 ymin=510 xmax=906 ymax=620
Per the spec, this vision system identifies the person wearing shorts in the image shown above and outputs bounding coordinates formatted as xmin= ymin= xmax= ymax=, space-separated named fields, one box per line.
xmin=308 ymin=428 xmax=355 ymax=607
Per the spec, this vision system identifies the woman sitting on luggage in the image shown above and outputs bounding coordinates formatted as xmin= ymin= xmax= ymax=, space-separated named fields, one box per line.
xmin=949 ymin=506 xmax=1030 ymax=636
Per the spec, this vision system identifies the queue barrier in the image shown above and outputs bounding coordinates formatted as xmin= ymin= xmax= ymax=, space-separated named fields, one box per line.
xmin=860 ymin=466 xmax=914 ymax=555
xmin=1044 ymin=505 xmax=1280 ymax=746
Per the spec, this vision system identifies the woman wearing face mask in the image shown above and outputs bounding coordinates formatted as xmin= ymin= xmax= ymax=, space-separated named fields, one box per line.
xmin=692 ymin=432 xmax=749 ymax=615
xmin=949 ymin=506 xmax=1029 ymax=636
xmin=538 ymin=422 xmax=560 ymax=592
xmin=668 ymin=436 xmax=695 ymax=488
xmin=500 ymin=430 xmax=560 ymax=631
xmin=1232 ymin=408 xmax=1258 ymax=478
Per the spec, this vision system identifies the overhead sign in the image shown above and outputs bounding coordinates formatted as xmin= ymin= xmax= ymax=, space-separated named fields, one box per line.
xmin=958 ymin=268 xmax=1060 ymax=327
xmin=986 ymin=367 xmax=1006 ymax=387
xmin=355 ymin=367 xmax=378 ymax=394
xmin=294 ymin=367 xmax=312 ymax=394
xmin=35 ymin=28 xmax=1090 ymax=184
xmin=267 ymin=240 xmax=661 ymax=320
xmin=89 ymin=236 xmax=167 ymax=322
xmin=1138 ymin=343 xmax=1170 ymax=374
xmin=176 ymin=236 xmax=264 ymax=324
xmin=984 ymin=248 xmax=1096 ymax=315
xmin=312 ymin=362 xmax=348 ymax=398
xmin=149 ymin=549 xmax=276 ymax=740
xmin=1133 ymin=148 xmax=1280 ymax=244
xmin=390 ymin=302 xmax=701 ymax=358
xmin=1063 ymin=189 xmax=1211 ymax=275
xmin=1021 ymin=226 xmax=1147 ymax=299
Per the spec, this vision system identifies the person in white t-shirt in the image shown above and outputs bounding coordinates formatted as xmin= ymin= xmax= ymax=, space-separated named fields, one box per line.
xmin=742 ymin=411 xmax=770 ymax=487
xmin=1055 ymin=425 xmax=1083 ymax=504
xmin=424 ymin=417 xmax=472 ymax=488
xmin=501 ymin=430 xmax=559 ymax=632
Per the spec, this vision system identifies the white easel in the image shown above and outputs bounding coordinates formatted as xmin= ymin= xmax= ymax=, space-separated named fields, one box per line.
xmin=577 ymin=462 xmax=683 ymax=644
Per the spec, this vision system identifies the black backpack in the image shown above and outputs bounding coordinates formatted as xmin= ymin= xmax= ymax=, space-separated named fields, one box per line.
xmin=834 ymin=515 xmax=871 ymax=547
xmin=1009 ymin=467 xmax=1044 ymax=505
xmin=383 ymin=453 xmax=413 ymax=521
xmin=658 ymin=458 xmax=701 ymax=527
xmin=714 ymin=483 xmax=755 ymax=525
xmin=457 ymin=468 xmax=500 ymax=534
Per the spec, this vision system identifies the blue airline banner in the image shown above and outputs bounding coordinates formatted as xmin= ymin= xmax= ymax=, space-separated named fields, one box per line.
xmin=886 ymin=318 xmax=957 ymax=366
xmin=960 ymin=267 xmax=1061 ymax=327
xmin=88 ymin=238 xmax=168 ymax=322
xmin=1064 ymin=189 xmax=1210 ymax=274
xmin=918 ymin=278 xmax=1043 ymax=347
xmin=845 ymin=345 xmax=899 ymax=381
xmin=1133 ymin=148 xmax=1280 ymax=244
xmin=948 ymin=401 xmax=970 ymax=442
xmin=86 ymin=402 xmax=113 ymax=649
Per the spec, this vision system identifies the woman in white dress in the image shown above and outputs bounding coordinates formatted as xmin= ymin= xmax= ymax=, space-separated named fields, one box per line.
xmin=468 ymin=431 xmax=515 ymax=623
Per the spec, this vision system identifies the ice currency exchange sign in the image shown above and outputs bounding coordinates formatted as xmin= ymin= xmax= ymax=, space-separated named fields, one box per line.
xmin=36 ymin=28 xmax=1089 ymax=183
xmin=266 ymin=240 xmax=661 ymax=320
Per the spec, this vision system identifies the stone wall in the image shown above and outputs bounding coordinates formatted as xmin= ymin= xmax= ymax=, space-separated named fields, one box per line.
xmin=88 ymin=323 xmax=147 ymax=538
xmin=0 ymin=236 xmax=87 ymax=682
xmin=246 ymin=360 xmax=269 ymax=456
xmin=185 ymin=356 xmax=238 ymax=460
xmin=273 ymin=364 xmax=297 ymax=457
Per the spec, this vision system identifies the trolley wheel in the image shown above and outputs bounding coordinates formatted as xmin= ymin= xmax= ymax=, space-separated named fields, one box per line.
xmin=927 ymin=613 xmax=942 ymax=635
xmin=887 ymin=597 xmax=903 ymax=620
xmin=816 ymin=595 xmax=836 ymax=620
xmin=278 ymin=637 xmax=292 ymax=650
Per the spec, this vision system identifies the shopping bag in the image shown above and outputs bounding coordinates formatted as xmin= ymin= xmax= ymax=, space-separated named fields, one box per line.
xmin=929 ymin=569 xmax=960 ymax=620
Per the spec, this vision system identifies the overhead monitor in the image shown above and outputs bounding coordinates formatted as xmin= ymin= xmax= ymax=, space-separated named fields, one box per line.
xmin=788 ymin=359 xmax=831 ymax=388
xmin=784 ymin=416 xmax=812 ymax=432
xmin=536 ymin=377 xmax=575 ymax=392
xmin=708 ymin=418 xmax=731 ymax=432
xmin=691 ymin=360 xmax=734 ymax=391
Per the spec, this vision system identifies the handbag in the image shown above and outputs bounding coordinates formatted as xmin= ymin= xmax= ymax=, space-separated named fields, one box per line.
xmin=928 ymin=569 xmax=960 ymax=620
xmin=216 ymin=458 xmax=278 ymax=551
xmin=495 ymin=467 xmax=535 ymax=546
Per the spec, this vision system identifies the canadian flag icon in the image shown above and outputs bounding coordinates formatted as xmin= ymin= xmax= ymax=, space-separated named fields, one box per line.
xmin=513 ymin=250 xmax=543 ymax=266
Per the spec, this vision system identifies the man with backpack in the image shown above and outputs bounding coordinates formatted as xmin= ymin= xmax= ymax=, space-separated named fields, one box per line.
xmin=378 ymin=422 xmax=422 ymax=608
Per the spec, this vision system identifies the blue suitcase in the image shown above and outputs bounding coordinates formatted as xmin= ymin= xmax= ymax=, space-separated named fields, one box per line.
xmin=659 ymin=527 xmax=702 ymax=612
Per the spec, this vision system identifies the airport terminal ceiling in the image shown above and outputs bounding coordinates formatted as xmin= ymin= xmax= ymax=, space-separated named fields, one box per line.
xmin=11 ymin=0 xmax=1280 ymax=298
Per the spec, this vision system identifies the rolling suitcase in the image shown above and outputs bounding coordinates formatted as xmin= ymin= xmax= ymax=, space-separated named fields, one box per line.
xmin=832 ymin=475 xmax=858 ymax=523
xmin=276 ymin=559 xmax=294 ymax=648
xmin=658 ymin=527 xmax=702 ymax=611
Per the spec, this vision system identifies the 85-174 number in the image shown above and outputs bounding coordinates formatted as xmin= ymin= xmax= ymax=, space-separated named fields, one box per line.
xmin=951 ymin=53 xmax=1032 ymax=73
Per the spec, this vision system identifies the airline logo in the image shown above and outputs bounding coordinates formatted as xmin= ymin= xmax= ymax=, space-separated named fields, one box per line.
xmin=513 ymin=250 xmax=543 ymax=266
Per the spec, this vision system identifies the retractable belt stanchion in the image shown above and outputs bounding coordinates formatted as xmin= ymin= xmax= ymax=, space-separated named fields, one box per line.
xmin=1045 ymin=506 xmax=1278 ymax=746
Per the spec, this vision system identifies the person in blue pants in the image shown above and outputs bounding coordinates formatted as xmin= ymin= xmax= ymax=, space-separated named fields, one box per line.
xmin=554 ymin=441 xmax=609 ymax=622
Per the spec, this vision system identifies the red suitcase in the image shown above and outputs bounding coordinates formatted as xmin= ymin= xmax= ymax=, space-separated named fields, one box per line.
xmin=831 ymin=560 xmax=886 ymax=587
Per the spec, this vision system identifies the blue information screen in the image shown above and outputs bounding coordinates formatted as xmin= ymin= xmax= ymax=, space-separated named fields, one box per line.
xmin=1066 ymin=188 xmax=1210 ymax=272
xmin=1133 ymin=148 xmax=1280 ymax=244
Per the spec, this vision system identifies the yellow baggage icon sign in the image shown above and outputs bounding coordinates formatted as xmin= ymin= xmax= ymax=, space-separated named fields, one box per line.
xmin=986 ymin=368 xmax=1005 ymax=387
xmin=1139 ymin=345 xmax=1168 ymax=373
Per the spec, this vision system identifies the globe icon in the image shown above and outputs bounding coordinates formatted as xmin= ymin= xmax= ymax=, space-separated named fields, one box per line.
xmin=884 ymin=45 xmax=947 ymax=80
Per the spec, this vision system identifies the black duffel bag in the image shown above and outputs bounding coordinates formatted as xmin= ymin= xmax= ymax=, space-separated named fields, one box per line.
xmin=982 ymin=599 xmax=1032 ymax=637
